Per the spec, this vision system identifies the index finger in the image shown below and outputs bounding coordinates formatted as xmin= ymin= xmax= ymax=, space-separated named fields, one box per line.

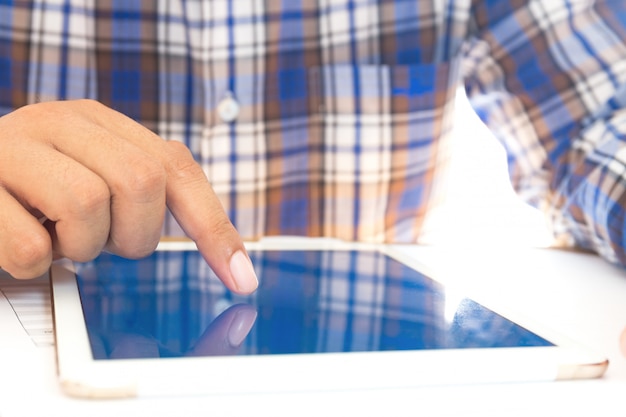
xmin=160 ymin=141 xmax=258 ymax=294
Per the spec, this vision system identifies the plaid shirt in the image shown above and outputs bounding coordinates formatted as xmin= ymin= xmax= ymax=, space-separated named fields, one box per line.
xmin=1 ymin=1 xmax=626 ymax=265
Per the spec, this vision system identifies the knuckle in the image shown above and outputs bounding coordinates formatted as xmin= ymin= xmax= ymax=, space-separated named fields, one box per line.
xmin=163 ymin=141 xmax=204 ymax=182
xmin=74 ymin=98 xmax=102 ymax=108
xmin=7 ymin=102 xmax=49 ymax=128
xmin=72 ymin=99 xmax=116 ymax=120
xmin=8 ymin=232 xmax=51 ymax=277
xmin=14 ymin=100 xmax=73 ymax=121
xmin=65 ymin=176 xmax=110 ymax=219
xmin=66 ymin=98 xmax=105 ymax=113
xmin=120 ymin=157 xmax=167 ymax=199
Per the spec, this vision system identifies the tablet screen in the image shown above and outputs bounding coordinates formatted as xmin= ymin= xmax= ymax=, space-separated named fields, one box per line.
xmin=74 ymin=249 xmax=552 ymax=360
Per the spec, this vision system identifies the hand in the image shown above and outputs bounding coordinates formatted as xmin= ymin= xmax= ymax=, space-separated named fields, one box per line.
xmin=0 ymin=100 xmax=257 ymax=294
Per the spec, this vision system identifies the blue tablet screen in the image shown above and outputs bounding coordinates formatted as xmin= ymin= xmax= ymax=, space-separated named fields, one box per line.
xmin=74 ymin=249 xmax=552 ymax=360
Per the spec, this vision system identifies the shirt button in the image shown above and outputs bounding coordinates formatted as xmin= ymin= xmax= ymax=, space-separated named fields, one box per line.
xmin=217 ymin=92 xmax=240 ymax=123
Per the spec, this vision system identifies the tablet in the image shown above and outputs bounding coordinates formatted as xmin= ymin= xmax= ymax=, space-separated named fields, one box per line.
xmin=50 ymin=239 xmax=608 ymax=399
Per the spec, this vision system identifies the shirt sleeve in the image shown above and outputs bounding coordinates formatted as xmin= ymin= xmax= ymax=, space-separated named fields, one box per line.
xmin=463 ymin=0 xmax=626 ymax=264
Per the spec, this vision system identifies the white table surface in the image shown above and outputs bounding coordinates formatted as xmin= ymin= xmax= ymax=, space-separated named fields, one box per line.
xmin=1 ymin=242 xmax=625 ymax=417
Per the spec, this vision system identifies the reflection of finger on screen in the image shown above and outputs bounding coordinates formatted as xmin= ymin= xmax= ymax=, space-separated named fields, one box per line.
xmin=189 ymin=304 xmax=257 ymax=357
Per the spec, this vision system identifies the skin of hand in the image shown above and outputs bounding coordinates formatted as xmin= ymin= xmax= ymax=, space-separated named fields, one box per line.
xmin=0 ymin=100 xmax=258 ymax=294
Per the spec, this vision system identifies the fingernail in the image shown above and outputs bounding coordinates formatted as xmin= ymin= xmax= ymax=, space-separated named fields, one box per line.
xmin=227 ymin=307 xmax=258 ymax=347
xmin=229 ymin=250 xmax=258 ymax=294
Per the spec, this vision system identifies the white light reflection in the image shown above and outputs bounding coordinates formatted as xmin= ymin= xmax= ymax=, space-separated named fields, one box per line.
xmin=421 ymin=86 xmax=554 ymax=248
xmin=443 ymin=288 xmax=467 ymax=324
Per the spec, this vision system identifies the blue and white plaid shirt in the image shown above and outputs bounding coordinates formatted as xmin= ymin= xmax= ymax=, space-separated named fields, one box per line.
xmin=1 ymin=1 xmax=626 ymax=266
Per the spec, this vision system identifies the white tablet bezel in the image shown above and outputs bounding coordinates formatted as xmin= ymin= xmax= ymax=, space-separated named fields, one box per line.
xmin=50 ymin=238 xmax=608 ymax=399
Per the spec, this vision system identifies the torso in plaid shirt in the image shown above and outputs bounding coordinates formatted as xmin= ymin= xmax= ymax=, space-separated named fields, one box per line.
xmin=2 ymin=1 xmax=626 ymax=266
